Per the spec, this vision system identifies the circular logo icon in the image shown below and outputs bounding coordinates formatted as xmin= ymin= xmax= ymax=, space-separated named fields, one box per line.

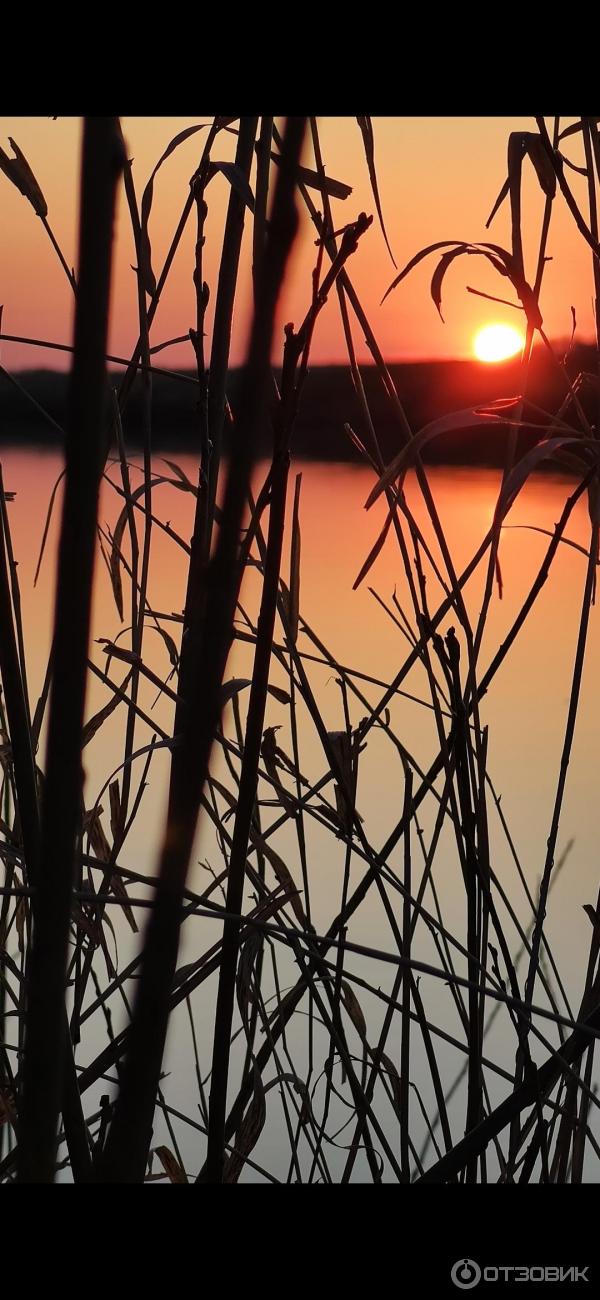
xmin=451 ymin=1259 xmax=482 ymax=1290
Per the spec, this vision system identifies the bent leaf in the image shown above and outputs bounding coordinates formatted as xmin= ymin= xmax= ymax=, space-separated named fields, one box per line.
xmin=222 ymin=678 xmax=290 ymax=706
xmin=353 ymin=505 xmax=395 ymax=590
xmin=34 ymin=467 xmax=66 ymax=586
xmin=0 ymin=138 xmax=47 ymax=217
xmin=269 ymin=150 xmax=352 ymax=200
xmin=342 ymin=980 xmax=367 ymax=1039
xmin=82 ymin=670 xmax=133 ymax=747
xmin=156 ymin=1146 xmax=188 ymax=1184
xmin=356 ymin=115 xmax=396 ymax=267
xmin=207 ymin=161 xmax=255 ymax=214
xmin=140 ymin=122 xmax=211 ymax=296
xmin=523 ymin=132 xmax=556 ymax=198
xmin=558 ymin=118 xmax=600 ymax=143
xmin=431 ymin=246 xmax=469 ymax=321
xmin=382 ymin=240 xmax=465 ymax=305
xmin=498 ymin=436 xmax=599 ymax=520
xmin=223 ymin=1065 xmax=266 ymax=1183
xmin=365 ymin=407 xmax=505 ymax=509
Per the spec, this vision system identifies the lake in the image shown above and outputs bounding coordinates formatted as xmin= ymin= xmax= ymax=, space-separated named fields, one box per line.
xmin=3 ymin=449 xmax=599 ymax=1182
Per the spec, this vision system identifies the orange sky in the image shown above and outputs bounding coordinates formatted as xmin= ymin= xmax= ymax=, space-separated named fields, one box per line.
xmin=0 ymin=116 xmax=595 ymax=372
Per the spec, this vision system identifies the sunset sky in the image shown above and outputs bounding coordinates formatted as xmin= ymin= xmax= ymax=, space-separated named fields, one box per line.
xmin=0 ymin=116 xmax=595 ymax=373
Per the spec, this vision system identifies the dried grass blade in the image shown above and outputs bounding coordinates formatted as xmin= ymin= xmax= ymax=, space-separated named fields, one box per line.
xmin=558 ymin=119 xmax=600 ymax=143
xmin=248 ymin=831 xmax=306 ymax=927
xmin=221 ymin=678 xmax=290 ymax=707
xmin=160 ymin=458 xmax=198 ymax=494
xmin=499 ymin=437 xmax=597 ymax=519
xmin=155 ymin=1145 xmax=188 ymax=1184
xmin=288 ymin=473 xmax=302 ymax=643
xmin=486 ymin=175 xmax=511 ymax=228
xmin=353 ymin=501 xmax=395 ymax=590
xmin=431 ymin=246 xmax=468 ymax=321
xmin=82 ymin=670 xmax=132 ymax=748
xmin=365 ymin=408 xmax=504 ymax=509
xmin=207 ymin=161 xmax=255 ymax=214
xmin=34 ymin=468 xmax=66 ymax=587
xmin=356 ymin=116 xmax=396 ymax=267
xmin=222 ymin=1065 xmax=266 ymax=1183
xmin=341 ymin=980 xmax=367 ymax=1040
xmin=139 ymin=123 xmax=211 ymax=296
xmin=0 ymin=138 xmax=47 ymax=216
xmin=523 ymin=133 xmax=557 ymax=198
xmin=382 ymin=241 xmax=464 ymax=304
xmin=269 ymin=151 xmax=351 ymax=200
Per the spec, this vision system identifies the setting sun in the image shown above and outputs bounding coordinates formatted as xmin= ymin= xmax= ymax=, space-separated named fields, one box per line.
xmin=474 ymin=322 xmax=524 ymax=363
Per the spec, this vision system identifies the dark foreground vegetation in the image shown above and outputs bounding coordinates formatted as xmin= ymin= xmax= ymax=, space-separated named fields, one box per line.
xmin=0 ymin=115 xmax=599 ymax=1184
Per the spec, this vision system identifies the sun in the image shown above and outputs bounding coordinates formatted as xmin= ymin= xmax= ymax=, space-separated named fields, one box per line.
xmin=474 ymin=323 xmax=524 ymax=363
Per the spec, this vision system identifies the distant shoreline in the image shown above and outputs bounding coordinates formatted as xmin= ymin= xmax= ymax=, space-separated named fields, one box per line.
xmin=1 ymin=348 xmax=594 ymax=468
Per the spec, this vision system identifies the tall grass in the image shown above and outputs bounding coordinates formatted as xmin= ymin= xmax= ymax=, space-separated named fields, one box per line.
xmin=0 ymin=114 xmax=599 ymax=1184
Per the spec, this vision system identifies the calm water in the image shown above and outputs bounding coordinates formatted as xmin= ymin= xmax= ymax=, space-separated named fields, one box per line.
xmin=3 ymin=450 xmax=599 ymax=1181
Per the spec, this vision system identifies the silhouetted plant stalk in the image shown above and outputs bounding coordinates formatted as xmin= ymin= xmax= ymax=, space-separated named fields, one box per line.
xmin=203 ymin=209 xmax=373 ymax=1182
xmin=205 ymin=118 xmax=259 ymax=540
xmin=253 ymin=118 xmax=274 ymax=288
xmin=96 ymin=116 xmax=306 ymax=1184
xmin=0 ymin=481 xmax=90 ymax=1180
xmin=16 ymin=117 xmax=124 ymax=1183
xmin=112 ymin=118 xmax=223 ymax=420
xmin=118 ymin=159 xmax=153 ymax=831
xmin=0 ymin=135 xmax=77 ymax=295
xmin=519 ymin=533 xmax=599 ymax=996
xmin=172 ymin=118 xmax=258 ymax=812
xmin=69 ymin=162 xmax=156 ymax=1039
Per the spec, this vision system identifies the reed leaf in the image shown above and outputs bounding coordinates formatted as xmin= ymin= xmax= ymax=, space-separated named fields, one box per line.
xmin=0 ymin=138 xmax=48 ymax=217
